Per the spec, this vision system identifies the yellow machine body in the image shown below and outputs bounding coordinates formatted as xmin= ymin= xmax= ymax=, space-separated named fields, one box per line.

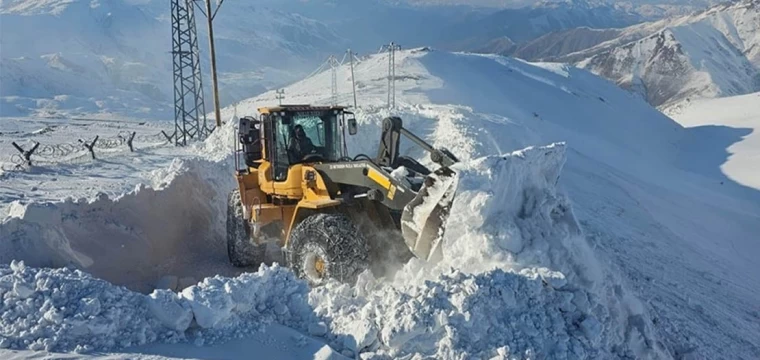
xmin=229 ymin=105 xmax=458 ymax=282
xmin=236 ymin=162 xmax=346 ymax=248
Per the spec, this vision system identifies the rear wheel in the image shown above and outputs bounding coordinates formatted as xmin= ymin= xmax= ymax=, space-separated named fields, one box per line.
xmin=226 ymin=189 xmax=266 ymax=267
xmin=287 ymin=213 xmax=369 ymax=286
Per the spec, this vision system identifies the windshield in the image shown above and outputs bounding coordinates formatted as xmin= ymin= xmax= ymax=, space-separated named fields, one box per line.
xmin=271 ymin=110 xmax=342 ymax=180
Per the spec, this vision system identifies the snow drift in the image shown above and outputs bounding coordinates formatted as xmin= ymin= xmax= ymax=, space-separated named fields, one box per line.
xmin=0 ymin=157 xmax=236 ymax=293
xmin=310 ymin=143 xmax=662 ymax=359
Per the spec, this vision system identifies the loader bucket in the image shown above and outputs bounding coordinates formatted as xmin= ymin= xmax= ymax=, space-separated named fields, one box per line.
xmin=400 ymin=166 xmax=458 ymax=263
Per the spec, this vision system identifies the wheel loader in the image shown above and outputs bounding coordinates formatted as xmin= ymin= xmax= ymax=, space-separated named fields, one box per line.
xmin=227 ymin=105 xmax=458 ymax=285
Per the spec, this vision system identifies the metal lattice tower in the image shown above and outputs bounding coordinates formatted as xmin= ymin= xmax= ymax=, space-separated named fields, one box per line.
xmin=381 ymin=42 xmax=400 ymax=110
xmin=348 ymin=49 xmax=358 ymax=109
xmin=170 ymin=0 xmax=208 ymax=146
xmin=276 ymin=89 xmax=285 ymax=105
xmin=329 ymin=55 xmax=339 ymax=106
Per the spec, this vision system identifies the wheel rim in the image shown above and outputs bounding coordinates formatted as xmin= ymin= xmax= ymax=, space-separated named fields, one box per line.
xmin=301 ymin=244 xmax=328 ymax=284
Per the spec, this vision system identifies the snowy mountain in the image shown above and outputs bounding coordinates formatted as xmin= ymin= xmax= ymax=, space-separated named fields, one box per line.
xmin=576 ymin=0 xmax=760 ymax=109
xmin=0 ymin=0 xmax=668 ymax=120
xmin=3 ymin=47 xmax=759 ymax=359
xmin=441 ymin=0 xmax=645 ymax=51
xmin=504 ymin=0 xmax=760 ymax=110
xmin=0 ymin=0 xmax=345 ymax=119
xmin=0 ymin=0 xmax=170 ymax=118
xmin=480 ymin=26 xmax=625 ymax=60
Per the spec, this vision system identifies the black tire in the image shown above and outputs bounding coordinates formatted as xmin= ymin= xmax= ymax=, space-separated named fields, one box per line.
xmin=226 ymin=189 xmax=266 ymax=267
xmin=287 ymin=213 xmax=369 ymax=286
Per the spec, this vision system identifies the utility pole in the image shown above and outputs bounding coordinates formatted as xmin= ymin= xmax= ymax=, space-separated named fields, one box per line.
xmin=196 ymin=0 xmax=224 ymax=128
xmin=348 ymin=49 xmax=357 ymax=109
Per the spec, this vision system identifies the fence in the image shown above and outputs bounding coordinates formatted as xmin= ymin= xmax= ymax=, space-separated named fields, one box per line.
xmin=3 ymin=130 xmax=171 ymax=171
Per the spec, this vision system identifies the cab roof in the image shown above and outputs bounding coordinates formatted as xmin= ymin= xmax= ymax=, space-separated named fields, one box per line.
xmin=257 ymin=105 xmax=348 ymax=114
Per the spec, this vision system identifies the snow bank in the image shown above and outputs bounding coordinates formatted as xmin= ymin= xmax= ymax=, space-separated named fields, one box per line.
xmin=0 ymin=260 xmax=170 ymax=352
xmin=0 ymin=156 xmax=236 ymax=292
xmin=306 ymin=143 xmax=664 ymax=359
xmin=0 ymin=260 xmax=321 ymax=353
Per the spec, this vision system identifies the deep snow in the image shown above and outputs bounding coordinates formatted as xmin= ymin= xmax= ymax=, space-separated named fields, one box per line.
xmin=669 ymin=92 xmax=760 ymax=191
xmin=1 ymin=48 xmax=759 ymax=359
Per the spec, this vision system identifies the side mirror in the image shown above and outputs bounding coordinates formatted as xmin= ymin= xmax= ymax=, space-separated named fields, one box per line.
xmin=347 ymin=117 xmax=358 ymax=135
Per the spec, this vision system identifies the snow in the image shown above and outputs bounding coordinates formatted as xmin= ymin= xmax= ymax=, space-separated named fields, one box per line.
xmin=0 ymin=118 xmax=242 ymax=293
xmin=0 ymin=260 xmax=170 ymax=352
xmin=0 ymin=260 xmax=346 ymax=358
xmin=219 ymin=47 xmax=760 ymax=359
xmin=669 ymin=92 xmax=760 ymax=190
xmin=0 ymin=0 xmax=345 ymax=119
xmin=574 ymin=0 xmax=760 ymax=110
xmin=2 ymin=47 xmax=760 ymax=359
xmin=306 ymin=143 xmax=664 ymax=359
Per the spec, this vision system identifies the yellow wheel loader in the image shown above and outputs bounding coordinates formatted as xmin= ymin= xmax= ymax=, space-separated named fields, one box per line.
xmin=228 ymin=105 xmax=458 ymax=285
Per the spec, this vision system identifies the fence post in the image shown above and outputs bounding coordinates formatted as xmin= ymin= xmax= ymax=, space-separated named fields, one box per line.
xmin=79 ymin=136 xmax=99 ymax=160
xmin=11 ymin=141 xmax=40 ymax=166
xmin=127 ymin=132 xmax=136 ymax=152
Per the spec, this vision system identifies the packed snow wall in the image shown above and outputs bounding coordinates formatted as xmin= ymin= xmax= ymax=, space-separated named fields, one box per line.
xmin=0 ymin=157 xmax=237 ymax=293
xmin=308 ymin=142 xmax=665 ymax=359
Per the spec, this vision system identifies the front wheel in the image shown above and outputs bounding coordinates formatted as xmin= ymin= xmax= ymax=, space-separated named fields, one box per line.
xmin=226 ymin=189 xmax=266 ymax=267
xmin=287 ymin=213 xmax=369 ymax=286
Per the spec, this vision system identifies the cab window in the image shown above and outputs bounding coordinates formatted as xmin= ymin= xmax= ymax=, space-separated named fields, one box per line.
xmin=269 ymin=110 xmax=343 ymax=182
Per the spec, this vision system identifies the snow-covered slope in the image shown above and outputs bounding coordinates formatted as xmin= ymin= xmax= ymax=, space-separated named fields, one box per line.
xmin=670 ymin=91 xmax=760 ymax=190
xmin=0 ymin=0 xmax=345 ymax=119
xmin=442 ymin=0 xmax=644 ymax=51
xmin=481 ymin=0 xmax=760 ymax=110
xmin=0 ymin=0 xmax=170 ymax=118
xmin=2 ymin=48 xmax=760 ymax=359
xmin=572 ymin=0 xmax=760 ymax=109
xmin=490 ymin=26 xmax=623 ymax=60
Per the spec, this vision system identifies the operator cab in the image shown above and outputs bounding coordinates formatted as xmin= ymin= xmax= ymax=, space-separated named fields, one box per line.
xmin=235 ymin=105 xmax=356 ymax=182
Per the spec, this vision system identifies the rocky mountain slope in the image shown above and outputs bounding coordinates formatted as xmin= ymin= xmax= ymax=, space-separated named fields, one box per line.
xmin=484 ymin=0 xmax=760 ymax=110
xmin=442 ymin=0 xmax=645 ymax=51
xmin=576 ymin=0 xmax=760 ymax=109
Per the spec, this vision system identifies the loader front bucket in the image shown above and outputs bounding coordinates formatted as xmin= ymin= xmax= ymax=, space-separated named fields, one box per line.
xmin=400 ymin=166 xmax=458 ymax=263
